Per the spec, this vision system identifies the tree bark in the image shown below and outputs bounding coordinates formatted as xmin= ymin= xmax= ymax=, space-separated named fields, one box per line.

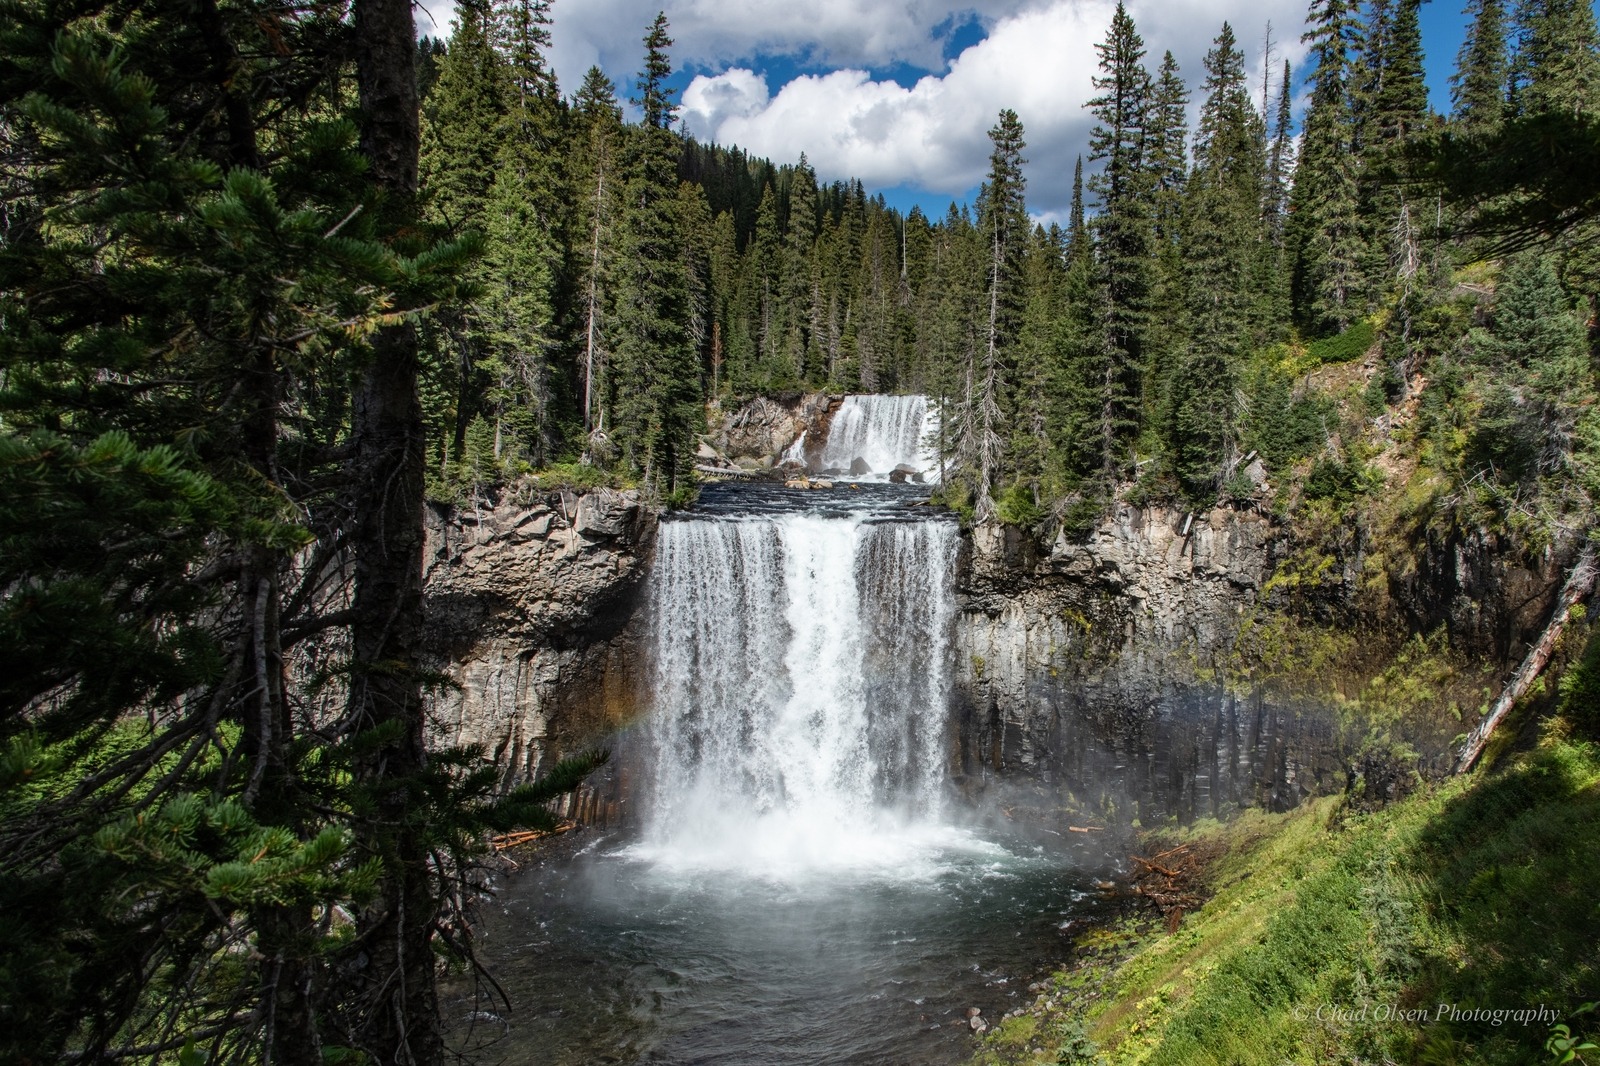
xmin=348 ymin=2 xmax=440 ymax=1063
xmin=1456 ymin=543 xmax=1596 ymax=773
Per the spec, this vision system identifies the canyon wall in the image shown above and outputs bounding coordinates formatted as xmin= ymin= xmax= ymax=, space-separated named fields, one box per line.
xmin=420 ymin=487 xmax=654 ymax=817
xmin=422 ymin=397 xmax=1581 ymax=824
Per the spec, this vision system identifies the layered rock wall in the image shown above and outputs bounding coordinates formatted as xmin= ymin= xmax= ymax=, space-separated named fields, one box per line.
xmin=952 ymin=501 xmax=1579 ymax=823
xmin=418 ymin=451 xmax=1579 ymax=828
xmin=421 ymin=488 xmax=654 ymax=803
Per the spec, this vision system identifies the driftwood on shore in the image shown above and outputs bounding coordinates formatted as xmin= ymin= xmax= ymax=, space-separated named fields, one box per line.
xmin=489 ymin=821 xmax=578 ymax=851
xmin=1456 ymin=542 xmax=1596 ymax=773
xmin=694 ymin=463 xmax=779 ymax=481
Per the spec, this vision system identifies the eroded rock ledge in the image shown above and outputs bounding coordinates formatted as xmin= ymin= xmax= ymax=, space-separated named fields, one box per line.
xmin=954 ymin=504 xmax=1314 ymax=821
xmin=421 ymin=487 xmax=655 ymax=791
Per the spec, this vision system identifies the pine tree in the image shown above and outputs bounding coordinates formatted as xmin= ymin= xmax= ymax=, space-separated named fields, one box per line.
xmin=1012 ymin=225 xmax=1067 ymax=491
xmin=418 ymin=3 xmax=506 ymax=230
xmin=1256 ymin=60 xmax=1298 ymax=339
xmin=1467 ymin=254 xmax=1592 ymax=481
xmin=1066 ymin=155 xmax=1089 ymax=264
xmin=784 ymin=155 xmax=820 ymax=382
xmin=1355 ymin=0 xmax=1430 ymax=296
xmin=1265 ymin=60 xmax=1297 ymax=241
xmin=1289 ymin=0 xmax=1366 ymax=331
xmin=1142 ymin=50 xmax=1190 ymax=442
xmin=1085 ymin=1 xmax=1155 ymax=476
xmin=1453 ymin=0 xmax=1511 ymax=133
xmin=611 ymin=13 xmax=700 ymax=496
xmin=1515 ymin=0 xmax=1600 ymax=117
xmin=1170 ymin=21 xmax=1265 ymax=498
xmin=570 ymin=67 xmax=623 ymax=443
xmin=958 ymin=109 xmax=1028 ymax=520
xmin=1146 ymin=50 xmax=1190 ymax=244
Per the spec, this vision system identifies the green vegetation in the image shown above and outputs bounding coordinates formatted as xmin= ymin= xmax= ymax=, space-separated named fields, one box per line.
xmin=981 ymin=730 xmax=1600 ymax=1066
xmin=5 ymin=0 xmax=1600 ymax=1061
xmin=402 ymin=0 xmax=1600 ymax=551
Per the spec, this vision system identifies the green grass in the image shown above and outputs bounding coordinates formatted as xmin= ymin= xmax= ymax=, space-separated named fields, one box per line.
xmin=983 ymin=731 xmax=1600 ymax=1066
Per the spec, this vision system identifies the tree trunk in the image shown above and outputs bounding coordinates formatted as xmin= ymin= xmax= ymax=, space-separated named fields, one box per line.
xmin=348 ymin=1 xmax=441 ymax=1063
xmin=1456 ymin=544 xmax=1596 ymax=773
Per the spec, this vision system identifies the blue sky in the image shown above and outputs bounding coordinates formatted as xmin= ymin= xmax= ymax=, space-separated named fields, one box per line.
xmin=418 ymin=0 xmax=1539 ymax=222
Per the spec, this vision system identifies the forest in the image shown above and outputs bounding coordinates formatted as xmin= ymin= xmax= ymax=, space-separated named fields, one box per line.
xmin=3 ymin=0 xmax=1600 ymax=1062
xmin=414 ymin=0 xmax=1600 ymax=533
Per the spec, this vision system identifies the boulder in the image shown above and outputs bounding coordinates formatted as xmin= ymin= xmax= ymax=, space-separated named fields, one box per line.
xmin=573 ymin=489 xmax=638 ymax=539
xmin=889 ymin=464 xmax=918 ymax=484
xmin=849 ymin=456 xmax=872 ymax=476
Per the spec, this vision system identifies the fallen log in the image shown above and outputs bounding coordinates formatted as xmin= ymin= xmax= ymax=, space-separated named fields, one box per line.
xmin=1456 ymin=542 xmax=1596 ymax=773
xmin=1130 ymin=855 xmax=1181 ymax=879
xmin=489 ymin=821 xmax=578 ymax=851
xmin=694 ymin=463 xmax=772 ymax=480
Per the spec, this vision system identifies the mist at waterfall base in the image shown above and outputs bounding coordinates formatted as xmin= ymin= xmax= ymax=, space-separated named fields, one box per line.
xmin=452 ymin=407 xmax=1115 ymax=1064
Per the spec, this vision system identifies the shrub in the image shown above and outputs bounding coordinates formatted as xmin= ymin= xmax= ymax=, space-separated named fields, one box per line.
xmin=1307 ymin=319 xmax=1377 ymax=365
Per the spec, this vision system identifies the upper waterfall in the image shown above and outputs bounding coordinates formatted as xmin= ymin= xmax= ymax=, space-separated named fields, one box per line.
xmin=635 ymin=491 xmax=959 ymax=877
xmin=785 ymin=394 xmax=941 ymax=482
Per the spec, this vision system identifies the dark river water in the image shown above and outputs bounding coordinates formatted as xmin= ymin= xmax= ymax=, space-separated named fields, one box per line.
xmin=447 ymin=825 xmax=1115 ymax=1065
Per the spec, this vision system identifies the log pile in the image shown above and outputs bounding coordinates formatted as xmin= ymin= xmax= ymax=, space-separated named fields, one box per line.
xmin=1127 ymin=843 xmax=1206 ymax=931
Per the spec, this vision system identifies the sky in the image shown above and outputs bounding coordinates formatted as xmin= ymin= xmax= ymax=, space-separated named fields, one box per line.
xmin=416 ymin=0 xmax=1485 ymax=224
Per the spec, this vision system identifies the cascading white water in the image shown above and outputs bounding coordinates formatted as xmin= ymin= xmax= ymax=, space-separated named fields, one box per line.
xmin=786 ymin=394 xmax=941 ymax=481
xmin=638 ymin=507 xmax=959 ymax=876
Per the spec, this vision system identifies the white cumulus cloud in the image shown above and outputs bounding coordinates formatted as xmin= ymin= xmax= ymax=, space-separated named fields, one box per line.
xmin=679 ymin=0 xmax=1310 ymax=216
xmin=545 ymin=0 xmax=1043 ymax=91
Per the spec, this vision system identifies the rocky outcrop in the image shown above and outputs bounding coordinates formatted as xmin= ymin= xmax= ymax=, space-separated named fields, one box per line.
xmin=952 ymin=500 xmax=1581 ymax=824
xmin=954 ymin=504 xmax=1321 ymax=822
xmin=421 ymin=487 xmax=655 ymax=794
xmin=712 ymin=393 xmax=835 ymax=469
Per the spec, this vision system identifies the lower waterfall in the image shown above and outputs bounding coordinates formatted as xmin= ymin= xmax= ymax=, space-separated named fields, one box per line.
xmin=450 ymin=486 xmax=1112 ymax=1066
xmin=637 ymin=506 xmax=957 ymax=874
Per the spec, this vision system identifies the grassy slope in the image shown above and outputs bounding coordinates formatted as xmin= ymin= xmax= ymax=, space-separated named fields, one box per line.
xmin=978 ymin=729 xmax=1600 ymax=1066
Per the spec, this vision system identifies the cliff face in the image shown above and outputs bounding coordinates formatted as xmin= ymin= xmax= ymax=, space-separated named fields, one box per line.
xmin=419 ymin=464 xmax=1575 ymax=826
xmin=952 ymin=501 xmax=1577 ymax=823
xmin=420 ymin=488 xmax=655 ymax=798
xmin=954 ymin=505 xmax=1318 ymax=821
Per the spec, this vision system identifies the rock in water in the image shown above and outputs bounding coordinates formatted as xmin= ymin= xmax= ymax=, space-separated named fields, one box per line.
xmin=849 ymin=456 xmax=872 ymax=476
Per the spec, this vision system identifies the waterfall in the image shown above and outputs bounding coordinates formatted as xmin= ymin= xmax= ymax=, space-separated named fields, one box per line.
xmin=639 ymin=506 xmax=959 ymax=875
xmin=788 ymin=395 xmax=940 ymax=481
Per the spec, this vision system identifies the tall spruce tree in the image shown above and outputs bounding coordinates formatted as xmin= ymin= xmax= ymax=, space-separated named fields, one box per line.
xmin=611 ymin=12 xmax=700 ymax=495
xmin=1170 ymin=21 xmax=1265 ymax=497
xmin=419 ymin=3 xmax=506 ymax=230
xmin=1289 ymin=0 xmax=1366 ymax=331
xmin=1454 ymin=0 xmax=1512 ymax=132
xmin=1515 ymin=0 xmax=1600 ymax=117
xmin=959 ymin=109 xmax=1028 ymax=520
xmin=1085 ymin=1 xmax=1155 ymax=476
xmin=571 ymin=66 xmax=623 ymax=442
